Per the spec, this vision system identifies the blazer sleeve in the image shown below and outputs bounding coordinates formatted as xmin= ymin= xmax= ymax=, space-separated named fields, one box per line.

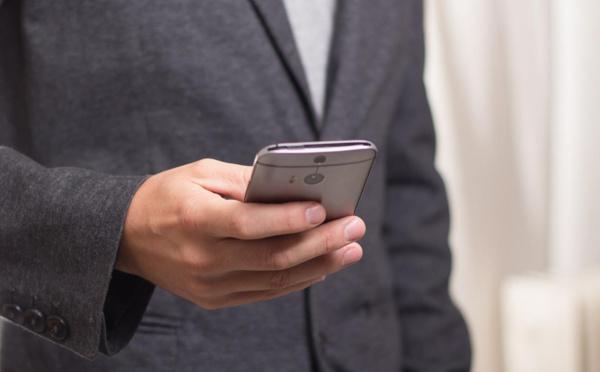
xmin=383 ymin=3 xmax=471 ymax=371
xmin=0 ymin=147 xmax=155 ymax=359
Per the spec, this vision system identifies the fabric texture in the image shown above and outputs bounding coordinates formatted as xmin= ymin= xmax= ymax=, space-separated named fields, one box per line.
xmin=0 ymin=0 xmax=471 ymax=371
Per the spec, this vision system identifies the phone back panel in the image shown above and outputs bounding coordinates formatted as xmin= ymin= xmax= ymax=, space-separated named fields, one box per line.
xmin=244 ymin=142 xmax=376 ymax=221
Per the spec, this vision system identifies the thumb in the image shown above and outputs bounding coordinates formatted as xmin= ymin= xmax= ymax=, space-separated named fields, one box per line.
xmin=189 ymin=158 xmax=252 ymax=201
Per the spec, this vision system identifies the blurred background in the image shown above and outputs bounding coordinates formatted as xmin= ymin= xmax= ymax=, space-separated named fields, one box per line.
xmin=424 ymin=0 xmax=600 ymax=371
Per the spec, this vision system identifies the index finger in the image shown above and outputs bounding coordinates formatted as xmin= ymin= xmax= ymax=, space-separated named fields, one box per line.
xmin=189 ymin=158 xmax=253 ymax=201
xmin=204 ymin=198 xmax=327 ymax=239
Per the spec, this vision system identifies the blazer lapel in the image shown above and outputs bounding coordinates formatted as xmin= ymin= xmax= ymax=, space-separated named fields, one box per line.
xmin=249 ymin=0 xmax=405 ymax=139
xmin=319 ymin=0 xmax=405 ymax=140
xmin=249 ymin=0 xmax=320 ymax=136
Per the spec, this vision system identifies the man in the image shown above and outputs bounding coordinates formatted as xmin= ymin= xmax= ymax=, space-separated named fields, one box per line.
xmin=0 ymin=0 xmax=471 ymax=371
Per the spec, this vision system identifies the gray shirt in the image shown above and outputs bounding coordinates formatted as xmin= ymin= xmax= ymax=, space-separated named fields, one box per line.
xmin=283 ymin=0 xmax=337 ymax=119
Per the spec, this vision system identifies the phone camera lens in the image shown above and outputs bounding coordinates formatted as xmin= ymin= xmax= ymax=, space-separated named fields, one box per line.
xmin=314 ymin=155 xmax=326 ymax=164
xmin=304 ymin=173 xmax=325 ymax=185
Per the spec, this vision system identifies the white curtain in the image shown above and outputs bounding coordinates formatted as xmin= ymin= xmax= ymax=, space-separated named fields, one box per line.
xmin=424 ymin=0 xmax=600 ymax=371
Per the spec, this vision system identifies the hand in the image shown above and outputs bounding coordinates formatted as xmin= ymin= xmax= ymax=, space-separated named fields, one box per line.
xmin=117 ymin=158 xmax=365 ymax=309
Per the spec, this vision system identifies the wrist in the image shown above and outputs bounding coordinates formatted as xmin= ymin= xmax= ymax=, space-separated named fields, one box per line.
xmin=116 ymin=175 xmax=154 ymax=277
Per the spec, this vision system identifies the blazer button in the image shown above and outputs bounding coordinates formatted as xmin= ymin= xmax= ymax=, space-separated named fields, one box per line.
xmin=1 ymin=304 xmax=24 ymax=325
xmin=23 ymin=309 xmax=46 ymax=333
xmin=47 ymin=315 xmax=69 ymax=342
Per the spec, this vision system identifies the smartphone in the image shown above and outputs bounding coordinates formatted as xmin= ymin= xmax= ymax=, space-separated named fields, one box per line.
xmin=244 ymin=140 xmax=377 ymax=221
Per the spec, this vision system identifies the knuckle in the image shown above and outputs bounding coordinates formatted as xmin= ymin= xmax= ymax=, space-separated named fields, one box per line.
xmin=269 ymin=270 xmax=292 ymax=290
xmin=264 ymin=247 xmax=292 ymax=270
xmin=178 ymin=199 xmax=202 ymax=230
xmin=228 ymin=213 xmax=249 ymax=237
xmin=317 ymin=229 xmax=336 ymax=255
xmin=181 ymin=247 xmax=212 ymax=274
xmin=195 ymin=158 xmax=216 ymax=171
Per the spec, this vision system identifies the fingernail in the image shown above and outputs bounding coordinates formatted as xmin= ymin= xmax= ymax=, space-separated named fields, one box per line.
xmin=342 ymin=244 xmax=363 ymax=267
xmin=305 ymin=204 xmax=326 ymax=225
xmin=344 ymin=218 xmax=365 ymax=241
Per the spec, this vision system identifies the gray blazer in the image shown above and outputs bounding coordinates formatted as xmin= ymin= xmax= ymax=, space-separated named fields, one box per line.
xmin=0 ymin=0 xmax=471 ymax=371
